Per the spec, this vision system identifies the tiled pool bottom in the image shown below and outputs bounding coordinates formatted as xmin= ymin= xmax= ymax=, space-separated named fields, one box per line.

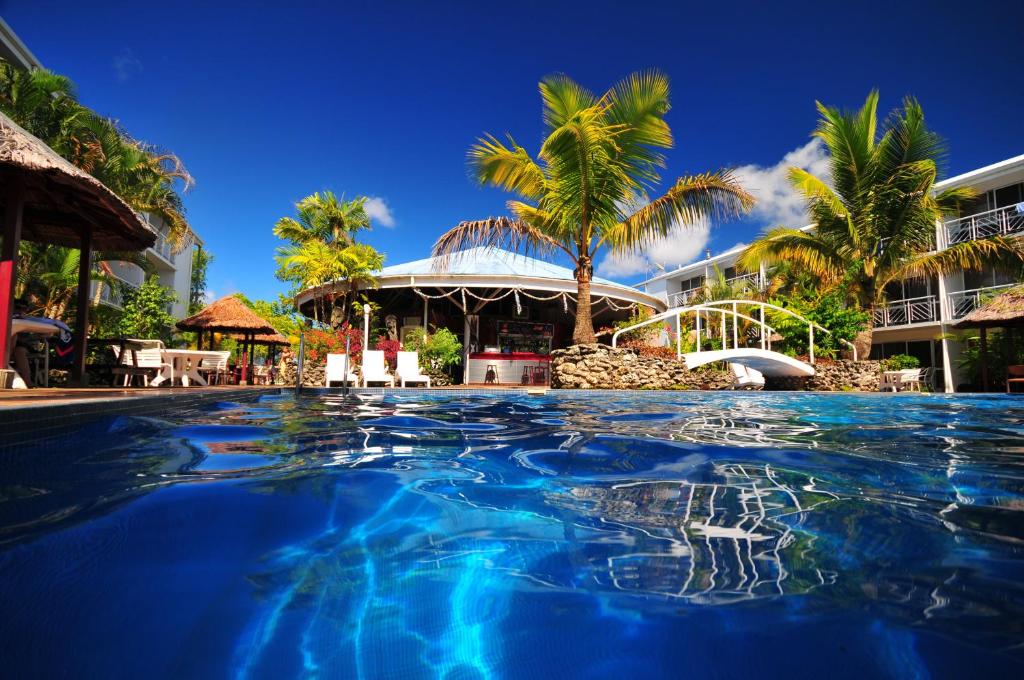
xmin=1 ymin=390 xmax=1023 ymax=678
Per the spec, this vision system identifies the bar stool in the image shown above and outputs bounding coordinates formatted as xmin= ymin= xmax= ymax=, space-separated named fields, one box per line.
xmin=521 ymin=366 xmax=531 ymax=385
xmin=485 ymin=364 xmax=498 ymax=384
xmin=532 ymin=365 xmax=548 ymax=385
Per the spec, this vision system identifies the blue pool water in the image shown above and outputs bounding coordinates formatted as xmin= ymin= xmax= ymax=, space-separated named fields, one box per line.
xmin=2 ymin=390 xmax=1024 ymax=678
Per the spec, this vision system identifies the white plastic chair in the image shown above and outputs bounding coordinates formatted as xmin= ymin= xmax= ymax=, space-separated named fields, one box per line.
xmin=198 ymin=351 xmax=231 ymax=385
xmin=396 ymin=351 xmax=431 ymax=388
xmin=730 ymin=363 xmax=765 ymax=390
xmin=897 ymin=368 xmax=923 ymax=392
xmin=361 ymin=350 xmax=395 ymax=387
xmin=326 ymin=353 xmax=358 ymax=387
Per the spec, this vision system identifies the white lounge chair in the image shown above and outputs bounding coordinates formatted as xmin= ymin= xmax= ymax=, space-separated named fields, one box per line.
xmin=730 ymin=363 xmax=765 ymax=390
xmin=325 ymin=353 xmax=358 ymax=387
xmin=361 ymin=350 xmax=395 ymax=387
xmin=198 ymin=351 xmax=231 ymax=385
xmin=111 ymin=343 xmax=172 ymax=387
xmin=396 ymin=351 xmax=431 ymax=388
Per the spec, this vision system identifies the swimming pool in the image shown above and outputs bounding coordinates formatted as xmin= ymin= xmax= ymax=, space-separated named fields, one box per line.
xmin=1 ymin=390 xmax=1023 ymax=678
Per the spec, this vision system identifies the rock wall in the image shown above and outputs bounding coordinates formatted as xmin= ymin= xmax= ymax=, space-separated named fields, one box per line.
xmin=550 ymin=344 xmax=732 ymax=390
xmin=765 ymin=359 xmax=882 ymax=392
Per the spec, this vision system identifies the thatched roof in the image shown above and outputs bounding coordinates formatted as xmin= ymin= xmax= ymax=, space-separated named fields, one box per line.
xmin=953 ymin=287 xmax=1024 ymax=329
xmin=176 ymin=296 xmax=277 ymax=334
xmin=228 ymin=331 xmax=291 ymax=346
xmin=0 ymin=110 xmax=155 ymax=250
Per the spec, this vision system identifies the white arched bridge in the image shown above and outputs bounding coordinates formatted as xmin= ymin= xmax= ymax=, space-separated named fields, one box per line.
xmin=611 ymin=300 xmax=857 ymax=380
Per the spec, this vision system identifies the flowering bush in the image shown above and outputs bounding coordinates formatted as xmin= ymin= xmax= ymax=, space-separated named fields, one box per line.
xmin=374 ymin=336 xmax=403 ymax=370
xmin=620 ymin=340 xmax=679 ymax=360
xmin=305 ymin=323 xmax=362 ymax=364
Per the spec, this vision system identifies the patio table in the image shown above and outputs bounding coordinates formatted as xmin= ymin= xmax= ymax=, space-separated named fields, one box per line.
xmin=152 ymin=349 xmax=225 ymax=387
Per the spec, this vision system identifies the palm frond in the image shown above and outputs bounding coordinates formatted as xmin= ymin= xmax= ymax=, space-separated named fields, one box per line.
xmin=738 ymin=227 xmax=845 ymax=282
xmin=539 ymin=74 xmax=597 ymax=130
xmin=468 ymin=134 xmax=546 ymax=200
xmin=599 ymin=170 xmax=754 ymax=253
xmin=431 ymin=216 xmax=568 ymax=269
xmin=885 ymin=236 xmax=1024 ymax=286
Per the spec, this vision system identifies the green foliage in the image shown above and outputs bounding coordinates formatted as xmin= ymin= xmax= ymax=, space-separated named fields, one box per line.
xmin=432 ymin=71 xmax=753 ymax=344
xmin=234 ymin=293 xmax=302 ymax=343
xmin=404 ymin=327 xmax=464 ymax=369
xmin=769 ymin=286 xmax=869 ymax=359
xmin=953 ymin=330 xmax=1024 ymax=389
xmin=740 ymin=91 xmax=1024 ymax=316
xmin=0 ymin=59 xmax=194 ymax=246
xmin=116 ymin=276 xmax=178 ymax=343
xmin=304 ymin=324 xmax=362 ymax=364
xmin=882 ymin=354 xmax=920 ymax=370
xmin=189 ymin=248 xmax=213 ymax=314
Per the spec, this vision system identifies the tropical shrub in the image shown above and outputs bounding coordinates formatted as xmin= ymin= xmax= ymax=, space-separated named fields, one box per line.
xmin=115 ymin=277 xmax=178 ymax=344
xmin=304 ymin=323 xmax=362 ymax=364
xmin=374 ymin=336 xmax=402 ymax=370
xmin=882 ymin=354 xmax=920 ymax=370
xmin=620 ymin=340 xmax=678 ymax=360
xmin=769 ymin=287 xmax=869 ymax=359
xmin=403 ymin=327 xmax=463 ymax=370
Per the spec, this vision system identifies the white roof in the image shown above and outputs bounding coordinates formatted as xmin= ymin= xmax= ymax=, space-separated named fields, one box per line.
xmin=378 ymin=247 xmax=621 ymax=285
xmin=295 ymin=246 xmax=666 ymax=311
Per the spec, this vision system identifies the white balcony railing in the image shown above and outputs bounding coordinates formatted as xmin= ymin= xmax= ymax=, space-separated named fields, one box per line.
xmin=668 ymin=274 xmax=764 ymax=308
xmin=725 ymin=272 xmax=762 ymax=289
xmin=151 ymin=232 xmax=174 ymax=262
xmin=669 ymin=289 xmax=702 ymax=307
xmin=873 ymin=295 xmax=939 ymax=328
xmin=948 ymin=283 xmax=1016 ymax=318
xmin=945 ymin=204 xmax=1024 ymax=245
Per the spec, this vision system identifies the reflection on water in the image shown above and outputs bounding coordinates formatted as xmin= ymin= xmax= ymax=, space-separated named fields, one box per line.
xmin=1 ymin=390 xmax=1024 ymax=678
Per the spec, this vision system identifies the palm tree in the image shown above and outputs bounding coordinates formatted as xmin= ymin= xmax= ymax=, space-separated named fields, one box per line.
xmin=275 ymin=240 xmax=383 ymax=324
xmin=739 ymin=91 xmax=1024 ymax=357
xmin=432 ymin=71 xmax=754 ymax=344
xmin=272 ymin=192 xmax=371 ymax=247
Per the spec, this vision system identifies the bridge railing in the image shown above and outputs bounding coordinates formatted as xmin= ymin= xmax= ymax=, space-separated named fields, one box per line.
xmin=610 ymin=299 xmax=857 ymax=364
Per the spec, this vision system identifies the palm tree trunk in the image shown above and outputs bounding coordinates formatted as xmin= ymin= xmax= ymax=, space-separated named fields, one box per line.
xmin=573 ymin=258 xmax=596 ymax=345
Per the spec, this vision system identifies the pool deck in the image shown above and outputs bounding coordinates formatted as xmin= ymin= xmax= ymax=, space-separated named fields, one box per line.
xmin=0 ymin=385 xmax=283 ymax=452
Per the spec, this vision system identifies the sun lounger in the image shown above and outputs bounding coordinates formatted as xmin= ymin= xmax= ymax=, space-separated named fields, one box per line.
xmin=361 ymin=350 xmax=395 ymax=387
xmin=325 ymin=353 xmax=358 ymax=387
xmin=396 ymin=351 xmax=431 ymax=388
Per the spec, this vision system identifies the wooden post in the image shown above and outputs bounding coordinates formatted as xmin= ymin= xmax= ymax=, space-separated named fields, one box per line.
xmin=240 ymin=333 xmax=249 ymax=384
xmin=0 ymin=175 xmax=25 ymax=370
xmin=980 ymin=326 xmax=989 ymax=391
xmin=71 ymin=227 xmax=93 ymax=386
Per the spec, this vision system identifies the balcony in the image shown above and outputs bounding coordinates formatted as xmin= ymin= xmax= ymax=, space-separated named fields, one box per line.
xmin=944 ymin=204 xmax=1024 ymax=245
xmin=149 ymin=232 xmax=175 ymax=264
xmin=669 ymin=289 xmax=702 ymax=307
xmin=948 ymin=283 xmax=1016 ymax=318
xmin=873 ymin=295 xmax=939 ymax=328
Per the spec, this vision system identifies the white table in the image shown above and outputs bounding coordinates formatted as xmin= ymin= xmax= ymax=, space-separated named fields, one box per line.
xmin=152 ymin=349 xmax=224 ymax=387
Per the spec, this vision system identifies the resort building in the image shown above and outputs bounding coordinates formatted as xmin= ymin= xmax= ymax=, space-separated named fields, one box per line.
xmin=296 ymin=247 xmax=663 ymax=384
xmin=0 ymin=18 xmax=199 ymax=320
xmin=638 ymin=153 xmax=1024 ymax=392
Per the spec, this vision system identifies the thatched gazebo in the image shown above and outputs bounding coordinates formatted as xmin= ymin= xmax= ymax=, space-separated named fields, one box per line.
xmin=952 ymin=286 xmax=1024 ymax=391
xmin=176 ymin=296 xmax=277 ymax=383
xmin=0 ymin=111 xmax=155 ymax=385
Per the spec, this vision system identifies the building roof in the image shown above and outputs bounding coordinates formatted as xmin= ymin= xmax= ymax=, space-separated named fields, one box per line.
xmin=0 ymin=111 xmax=156 ymax=251
xmin=176 ymin=296 xmax=278 ymax=334
xmin=380 ymin=247 xmax=622 ymax=285
xmin=295 ymin=246 xmax=666 ymax=312
xmin=953 ymin=287 xmax=1024 ymax=329
xmin=0 ymin=17 xmax=42 ymax=71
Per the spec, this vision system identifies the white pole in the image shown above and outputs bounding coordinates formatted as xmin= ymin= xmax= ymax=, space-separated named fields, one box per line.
xmin=676 ymin=312 xmax=682 ymax=359
xmin=363 ymin=303 xmax=370 ymax=352
xmin=720 ymin=310 xmax=727 ymax=350
xmin=760 ymin=304 xmax=766 ymax=349
xmin=695 ymin=312 xmax=701 ymax=353
xmin=732 ymin=302 xmax=739 ymax=348
xmin=809 ymin=324 xmax=815 ymax=364
xmin=463 ymin=315 xmax=471 ymax=385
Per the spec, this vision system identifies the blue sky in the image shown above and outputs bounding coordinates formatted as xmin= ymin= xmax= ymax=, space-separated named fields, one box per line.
xmin=5 ymin=1 xmax=1023 ymax=299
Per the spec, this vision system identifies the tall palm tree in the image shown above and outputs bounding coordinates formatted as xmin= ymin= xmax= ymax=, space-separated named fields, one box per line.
xmin=272 ymin=192 xmax=371 ymax=246
xmin=432 ymin=71 xmax=754 ymax=344
xmin=739 ymin=91 xmax=1024 ymax=357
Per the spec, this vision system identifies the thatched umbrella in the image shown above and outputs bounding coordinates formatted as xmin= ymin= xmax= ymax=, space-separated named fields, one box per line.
xmin=0 ymin=111 xmax=155 ymax=385
xmin=176 ymin=296 xmax=277 ymax=383
xmin=952 ymin=286 xmax=1024 ymax=391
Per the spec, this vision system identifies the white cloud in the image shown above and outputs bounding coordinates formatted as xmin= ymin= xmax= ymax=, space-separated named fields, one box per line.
xmin=598 ymin=218 xmax=711 ymax=279
xmin=733 ymin=138 xmax=830 ymax=226
xmin=365 ymin=196 xmax=396 ymax=228
xmin=113 ymin=48 xmax=143 ymax=84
